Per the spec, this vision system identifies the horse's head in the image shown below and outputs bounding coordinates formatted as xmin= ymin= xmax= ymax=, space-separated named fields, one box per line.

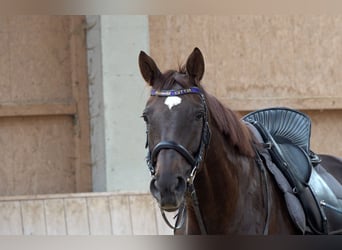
xmin=138 ymin=48 xmax=210 ymax=212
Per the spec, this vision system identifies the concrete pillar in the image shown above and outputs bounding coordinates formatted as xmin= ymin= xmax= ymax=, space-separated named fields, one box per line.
xmin=86 ymin=15 xmax=150 ymax=192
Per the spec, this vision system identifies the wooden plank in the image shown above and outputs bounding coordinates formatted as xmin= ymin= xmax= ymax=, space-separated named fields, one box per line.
xmin=21 ymin=200 xmax=46 ymax=235
xmin=0 ymin=116 xmax=75 ymax=196
xmin=69 ymin=15 xmax=92 ymax=193
xmin=109 ymin=195 xmax=132 ymax=235
xmin=5 ymin=16 xmax=74 ymax=103
xmin=0 ymin=102 xmax=77 ymax=117
xmin=220 ymin=96 xmax=342 ymax=112
xmin=0 ymin=201 xmax=23 ymax=235
xmin=0 ymin=16 xmax=90 ymax=196
xmin=64 ymin=198 xmax=89 ymax=235
xmin=0 ymin=191 xmax=148 ymax=202
xmin=44 ymin=199 xmax=67 ymax=235
xmin=0 ymin=193 xmax=169 ymax=235
xmin=129 ymin=194 xmax=157 ymax=235
xmin=87 ymin=197 xmax=112 ymax=235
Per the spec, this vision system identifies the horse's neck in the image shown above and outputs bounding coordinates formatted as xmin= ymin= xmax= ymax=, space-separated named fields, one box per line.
xmin=187 ymin=126 xmax=265 ymax=234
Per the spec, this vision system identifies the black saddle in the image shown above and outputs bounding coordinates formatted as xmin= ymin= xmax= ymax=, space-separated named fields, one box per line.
xmin=244 ymin=107 xmax=342 ymax=234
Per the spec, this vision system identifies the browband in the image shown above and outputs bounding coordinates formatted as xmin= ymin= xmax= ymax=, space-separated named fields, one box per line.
xmin=151 ymin=87 xmax=202 ymax=97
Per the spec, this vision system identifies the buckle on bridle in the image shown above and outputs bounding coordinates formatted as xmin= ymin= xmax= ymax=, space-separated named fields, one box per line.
xmin=187 ymin=165 xmax=198 ymax=185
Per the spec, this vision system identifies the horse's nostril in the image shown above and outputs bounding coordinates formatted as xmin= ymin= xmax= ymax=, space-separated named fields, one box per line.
xmin=150 ymin=178 xmax=158 ymax=193
xmin=175 ymin=176 xmax=186 ymax=193
xmin=150 ymin=176 xmax=186 ymax=194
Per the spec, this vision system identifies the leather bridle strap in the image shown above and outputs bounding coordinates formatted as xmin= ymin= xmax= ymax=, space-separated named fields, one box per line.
xmin=187 ymin=175 xmax=207 ymax=234
xmin=146 ymin=86 xmax=210 ymax=178
xmin=255 ymin=149 xmax=271 ymax=235
xmin=146 ymin=86 xmax=210 ymax=234
xmin=151 ymin=141 xmax=197 ymax=168
xmin=161 ymin=202 xmax=186 ymax=230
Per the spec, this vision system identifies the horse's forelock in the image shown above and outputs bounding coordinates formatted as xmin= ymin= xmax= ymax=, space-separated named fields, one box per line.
xmin=154 ymin=68 xmax=190 ymax=90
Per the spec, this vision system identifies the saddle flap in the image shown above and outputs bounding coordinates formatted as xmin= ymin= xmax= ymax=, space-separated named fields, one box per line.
xmin=277 ymin=143 xmax=312 ymax=185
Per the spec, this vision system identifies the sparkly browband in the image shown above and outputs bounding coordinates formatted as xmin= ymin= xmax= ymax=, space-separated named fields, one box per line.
xmin=151 ymin=87 xmax=202 ymax=97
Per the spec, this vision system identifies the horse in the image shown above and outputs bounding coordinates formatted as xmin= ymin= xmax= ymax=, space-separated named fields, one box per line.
xmin=138 ymin=47 xmax=342 ymax=234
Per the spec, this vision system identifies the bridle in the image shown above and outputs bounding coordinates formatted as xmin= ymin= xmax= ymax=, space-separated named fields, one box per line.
xmin=145 ymin=86 xmax=211 ymax=234
xmin=144 ymin=86 xmax=272 ymax=235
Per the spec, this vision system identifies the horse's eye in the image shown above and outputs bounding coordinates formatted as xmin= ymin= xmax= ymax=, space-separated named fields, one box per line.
xmin=195 ymin=112 xmax=204 ymax=121
xmin=141 ymin=114 xmax=149 ymax=123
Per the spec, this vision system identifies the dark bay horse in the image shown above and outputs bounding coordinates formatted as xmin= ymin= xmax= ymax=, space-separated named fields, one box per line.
xmin=138 ymin=48 xmax=342 ymax=234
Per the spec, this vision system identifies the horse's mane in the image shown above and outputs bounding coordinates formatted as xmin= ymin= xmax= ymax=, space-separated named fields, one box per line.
xmin=204 ymin=91 xmax=255 ymax=157
xmin=156 ymin=69 xmax=255 ymax=158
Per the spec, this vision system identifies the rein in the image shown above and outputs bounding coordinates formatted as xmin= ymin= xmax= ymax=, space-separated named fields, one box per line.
xmin=145 ymin=86 xmax=210 ymax=234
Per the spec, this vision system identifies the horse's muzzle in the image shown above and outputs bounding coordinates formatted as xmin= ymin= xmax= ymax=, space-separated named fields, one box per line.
xmin=150 ymin=175 xmax=186 ymax=211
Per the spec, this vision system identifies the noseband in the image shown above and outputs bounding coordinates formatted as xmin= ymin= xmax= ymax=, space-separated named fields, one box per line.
xmin=145 ymin=86 xmax=211 ymax=234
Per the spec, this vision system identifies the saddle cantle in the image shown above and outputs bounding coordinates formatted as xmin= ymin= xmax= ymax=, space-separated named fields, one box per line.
xmin=244 ymin=107 xmax=342 ymax=234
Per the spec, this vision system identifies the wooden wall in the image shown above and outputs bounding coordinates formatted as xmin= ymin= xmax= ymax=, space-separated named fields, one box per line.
xmin=0 ymin=16 xmax=91 ymax=196
xmin=149 ymin=15 xmax=342 ymax=157
xmin=0 ymin=192 xmax=172 ymax=235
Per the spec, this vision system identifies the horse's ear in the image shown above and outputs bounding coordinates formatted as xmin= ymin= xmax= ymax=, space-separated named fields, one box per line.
xmin=138 ymin=51 xmax=161 ymax=86
xmin=185 ymin=47 xmax=205 ymax=84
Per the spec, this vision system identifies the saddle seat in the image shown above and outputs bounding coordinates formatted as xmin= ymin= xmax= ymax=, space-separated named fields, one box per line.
xmin=244 ymin=107 xmax=342 ymax=234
